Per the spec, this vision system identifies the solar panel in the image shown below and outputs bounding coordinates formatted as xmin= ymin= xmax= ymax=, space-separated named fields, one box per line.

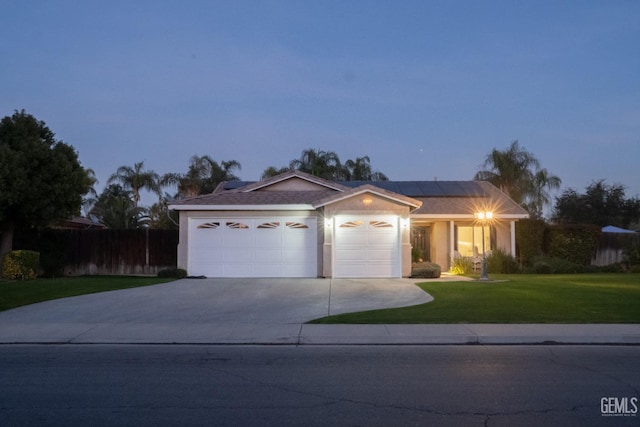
xmin=416 ymin=181 xmax=445 ymax=196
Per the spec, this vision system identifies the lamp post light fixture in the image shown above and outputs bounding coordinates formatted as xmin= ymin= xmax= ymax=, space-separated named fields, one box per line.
xmin=476 ymin=211 xmax=493 ymax=281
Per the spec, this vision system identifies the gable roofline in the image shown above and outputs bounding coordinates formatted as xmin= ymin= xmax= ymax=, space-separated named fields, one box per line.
xmin=235 ymin=170 xmax=351 ymax=193
xmin=313 ymin=184 xmax=422 ymax=210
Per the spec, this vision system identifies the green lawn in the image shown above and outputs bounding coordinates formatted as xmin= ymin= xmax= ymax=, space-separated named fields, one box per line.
xmin=310 ymin=274 xmax=640 ymax=324
xmin=0 ymin=276 xmax=175 ymax=312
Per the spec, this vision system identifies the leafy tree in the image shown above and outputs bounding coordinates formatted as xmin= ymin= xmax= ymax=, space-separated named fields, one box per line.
xmin=107 ymin=161 xmax=160 ymax=207
xmin=344 ymin=156 xmax=388 ymax=181
xmin=475 ymin=140 xmax=561 ymax=216
xmin=89 ymin=184 xmax=149 ymax=229
xmin=164 ymin=155 xmax=241 ymax=197
xmin=0 ymin=110 xmax=92 ymax=256
xmin=552 ymin=180 xmax=640 ymax=229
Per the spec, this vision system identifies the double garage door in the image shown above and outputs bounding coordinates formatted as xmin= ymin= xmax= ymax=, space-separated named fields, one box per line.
xmin=188 ymin=217 xmax=317 ymax=278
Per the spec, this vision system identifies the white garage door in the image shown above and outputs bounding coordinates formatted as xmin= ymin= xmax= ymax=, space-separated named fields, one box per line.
xmin=188 ymin=217 xmax=317 ymax=277
xmin=334 ymin=215 xmax=400 ymax=278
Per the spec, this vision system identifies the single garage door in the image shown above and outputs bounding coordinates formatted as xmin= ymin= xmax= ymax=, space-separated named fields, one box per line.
xmin=333 ymin=215 xmax=400 ymax=278
xmin=188 ymin=217 xmax=317 ymax=277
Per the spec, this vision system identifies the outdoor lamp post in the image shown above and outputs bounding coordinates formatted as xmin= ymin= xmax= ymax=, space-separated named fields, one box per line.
xmin=476 ymin=211 xmax=493 ymax=281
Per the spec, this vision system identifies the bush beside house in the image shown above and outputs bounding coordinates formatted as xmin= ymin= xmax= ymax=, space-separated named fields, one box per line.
xmin=2 ymin=250 xmax=40 ymax=280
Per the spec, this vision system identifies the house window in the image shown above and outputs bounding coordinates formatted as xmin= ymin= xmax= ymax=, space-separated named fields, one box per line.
xmin=285 ymin=221 xmax=309 ymax=229
xmin=339 ymin=220 xmax=364 ymax=228
xmin=455 ymin=225 xmax=494 ymax=257
xmin=257 ymin=222 xmax=280 ymax=229
xmin=370 ymin=220 xmax=393 ymax=228
xmin=197 ymin=222 xmax=220 ymax=229
xmin=226 ymin=222 xmax=249 ymax=229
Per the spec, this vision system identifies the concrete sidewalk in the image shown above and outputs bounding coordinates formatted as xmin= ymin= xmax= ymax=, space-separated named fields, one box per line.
xmin=1 ymin=322 xmax=638 ymax=345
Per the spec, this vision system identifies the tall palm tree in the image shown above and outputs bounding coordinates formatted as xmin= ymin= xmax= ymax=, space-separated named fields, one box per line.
xmin=261 ymin=166 xmax=291 ymax=180
xmin=107 ymin=161 xmax=160 ymax=207
xmin=289 ymin=148 xmax=344 ymax=180
xmin=474 ymin=140 xmax=540 ymax=203
xmin=163 ymin=155 xmax=242 ymax=197
xmin=344 ymin=156 xmax=389 ymax=181
xmin=89 ymin=184 xmax=148 ymax=229
xmin=474 ymin=140 xmax=561 ymax=215
xmin=526 ymin=168 xmax=562 ymax=218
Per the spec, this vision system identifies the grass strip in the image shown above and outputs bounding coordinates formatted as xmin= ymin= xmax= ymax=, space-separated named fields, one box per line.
xmin=309 ymin=274 xmax=640 ymax=324
xmin=0 ymin=276 xmax=175 ymax=312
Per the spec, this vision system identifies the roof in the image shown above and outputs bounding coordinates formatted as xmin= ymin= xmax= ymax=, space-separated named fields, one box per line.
xmin=169 ymin=171 xmax=528 ymax=218
xmin=339 ymin=180 xmax=487 ymax=197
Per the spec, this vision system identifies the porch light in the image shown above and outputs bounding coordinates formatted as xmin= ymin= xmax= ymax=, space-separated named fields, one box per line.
xmin=362 ymin=197 xmax=373 ymax=206
xmin=325 ymin=218 xmax=332 ymax=228
xmin=475 ymin=211 xmax=493 ymax=281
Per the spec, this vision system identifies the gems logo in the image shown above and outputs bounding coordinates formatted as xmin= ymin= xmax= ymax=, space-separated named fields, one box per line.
xmin=601 ymin=397 xmax=638 ymax=417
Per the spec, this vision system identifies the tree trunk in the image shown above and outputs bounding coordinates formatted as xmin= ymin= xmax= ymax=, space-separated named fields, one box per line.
xmin=0 ymin=221 xmax=15 ymax=259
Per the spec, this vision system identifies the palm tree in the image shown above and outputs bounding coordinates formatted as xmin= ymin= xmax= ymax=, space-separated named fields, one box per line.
xmin=344 ymin=156 xmax=389 ymax=181
xmin=89 ymin=184 xmax=148 ymax=229
xmin=525 ymin=168 xmax=562 ymax=218
xmin=107 ymin=161 xmax=160 ymax=207
xmin=474 ymin=140 xmax=561 ymax=216
xmin=261 ymin=166 xmax=291 ymax=180
xmin=164 ymin=155 xmax=242 ymax=197
xmin=289 ymin=149 xmax=344 ymax=180
xmin=475 ymin=140 xmax=540 ymax=203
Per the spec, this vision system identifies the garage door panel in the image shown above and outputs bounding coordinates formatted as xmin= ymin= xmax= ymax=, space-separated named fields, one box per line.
xmin=334 ymin=215 xmax=400 ymax=278
xmin=254 ymin=248 xmax=283 ymax=262
xmin=368 ymin=249 xmax=398 ymax=261
xmin=188 ymin=217 xmax=316 ymax=277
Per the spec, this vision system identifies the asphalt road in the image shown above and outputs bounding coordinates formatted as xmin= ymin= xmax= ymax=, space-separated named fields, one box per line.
xmin=1 ymin=345 xmax=639 ymax=426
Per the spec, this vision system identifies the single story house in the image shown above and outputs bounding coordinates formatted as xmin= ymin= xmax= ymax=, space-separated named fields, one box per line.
xmin=169 ymin=170 xmax=528 ymax=278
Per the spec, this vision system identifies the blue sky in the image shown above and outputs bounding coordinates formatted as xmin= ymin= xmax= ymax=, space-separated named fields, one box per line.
xmin=2 ymin=1 xmax=639 ymax=207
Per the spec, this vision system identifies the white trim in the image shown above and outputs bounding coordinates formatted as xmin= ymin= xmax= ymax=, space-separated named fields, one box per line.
xmin=510 ymin=220 xmax=516 ymax=256
xmin=170 ymin=204 xmax=315 ymax=211
xmin=314 ymin=188 xmax=421 ymax=209
xmin=246 ymin=173 xmax=346 ymax=192
xmin=411 ymin=213 xmax=529 ymax=220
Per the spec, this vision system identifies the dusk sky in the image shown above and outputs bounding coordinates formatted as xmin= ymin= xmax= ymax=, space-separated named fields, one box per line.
xmin=2 ymin=1 xmax=638 ymax=208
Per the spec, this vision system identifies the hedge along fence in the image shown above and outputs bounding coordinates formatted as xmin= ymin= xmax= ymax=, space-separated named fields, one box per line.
xmin=515 ymin=220 xmax=601 ymax=266
xmin=14 ymin=229 xmax=178 ymax=276
xmin=545 ymin=224 xmax=601 ymax=265
xmin=515 ymin=218 xmax=546 ymax=266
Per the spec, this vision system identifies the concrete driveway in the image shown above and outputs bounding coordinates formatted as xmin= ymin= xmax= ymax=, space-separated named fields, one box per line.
xmin=0 ymin=278 xmax=432 ymax=344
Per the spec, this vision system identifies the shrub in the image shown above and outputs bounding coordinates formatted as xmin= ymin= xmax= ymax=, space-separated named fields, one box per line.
xmin=411 ymin=262 xmax=441 ymax=278
xmin=545 ymin=224 xmax=600 ymax=265
xmin=2 ymin=250 xmax=40 ymax=280
xmin=515 ymin=218 xmax=546 ymax=266
xmin=157 ymin=268 xmax=187 ymax=279
xmin=450 ymin=256 xmax=474 ymax=275
xmin=525 ymin=256 xmax=588 ymax=274
xmin=487 ymin=248 xmax=521 ymax=274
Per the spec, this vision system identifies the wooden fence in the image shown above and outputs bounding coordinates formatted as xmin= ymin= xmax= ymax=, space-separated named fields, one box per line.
xmin=14 ymin=229 xmax=178 ymax=276
xmin=592 ymin=232 xmax=639 ymax=266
